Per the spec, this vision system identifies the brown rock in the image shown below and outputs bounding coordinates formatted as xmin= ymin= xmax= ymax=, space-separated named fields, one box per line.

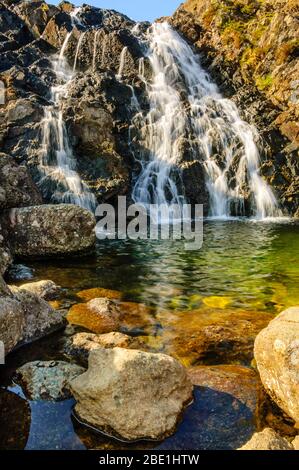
xmin=67 ymin=298 xmax=121 ymax=334
xmin=238 ymin=427 xmax=294 ymax=450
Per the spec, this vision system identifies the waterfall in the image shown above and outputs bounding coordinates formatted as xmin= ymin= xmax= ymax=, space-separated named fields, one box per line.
xmin=116 ymin=46 xmax=128 ymax=80
xmin=132 ymin=22 xmax=280 ymax=219
xmin=73 ymin=31 xmax=85 ymax=72
xmin=92 ymin=29 xmax=100 ymax=72
xmin=39 ymin=10 xmax=96 ymax=212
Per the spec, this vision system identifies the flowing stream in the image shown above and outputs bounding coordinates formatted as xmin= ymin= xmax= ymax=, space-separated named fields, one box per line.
xmin=132 ymin=23 xmax=280 ymax=219
xmin=39 ymin=10 xmax=96 ymax=212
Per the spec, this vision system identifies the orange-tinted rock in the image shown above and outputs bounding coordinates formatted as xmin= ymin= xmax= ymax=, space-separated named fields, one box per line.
xmin=67 ymin=298 xmax=120 ymax=334
xmin=77 ymin=287 xmax=122 ymax=302
xmin=119 ymin=301 xmax=157 ymax=330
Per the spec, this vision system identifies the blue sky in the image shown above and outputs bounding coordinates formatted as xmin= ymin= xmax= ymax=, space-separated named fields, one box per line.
xmin=52 ymin=1 xmax=182 ymax=22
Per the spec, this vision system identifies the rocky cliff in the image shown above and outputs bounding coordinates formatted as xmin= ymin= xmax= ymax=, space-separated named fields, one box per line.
xmin=170 ymin=0 xmax=299 ymax=215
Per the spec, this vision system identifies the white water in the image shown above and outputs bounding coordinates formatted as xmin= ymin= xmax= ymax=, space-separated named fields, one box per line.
xmin=116 ymin=46 xmax=128 ymax=80
xmin=39 ymin=11 xmax=96 ymax=212
xmin=132 ymin=22 xmax=280 ymax=219
xmin=92 ymin=29 xmax=100 ymax=72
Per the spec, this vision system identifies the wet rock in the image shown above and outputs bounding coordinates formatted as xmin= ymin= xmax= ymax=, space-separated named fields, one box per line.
xmin=14 ymin=289 xmax=65 ymax=344
xmin=170 ymin=0 xmax=299 ymax=216
xmin=11 ymin=280 xmax=62 ymax=300
xmin=16 ymin=360 xmax=85 ymax=401
xmin=6 ymin=263 xmax=34 ymax=282
xmin=64 ymin=331 xmax=144 ymax=366
xmin=70 ymin=348 xmax=193 ymax=441
xmin=0 ymin=153 xmax=42 ymax=209
xmin=255 ymin=306 xmax=299 ymax=425
xmin=238 ymin=428 xmax=293 ymax=450
xmin=0 ymin=274 xmax=11 ymax=297
xmin=158 ymin=364 xmax=263 ymax=450
xmin=5 ymin=204 xmax=96 ymax=257
xmin=67 ymin=298 xmax=121 ymax=334
xmin=0 ymin=389 xmax=31 ymax=450
xmin=160 ymin=307 xmax=274 ymax=366
xmin=0 ymin=295 xmax=24 ymax=355
xmin=76 ymin=287 xmax=122 ymax=302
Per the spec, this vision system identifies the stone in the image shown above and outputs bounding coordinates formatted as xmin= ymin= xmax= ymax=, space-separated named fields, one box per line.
xmin=158 ymin=307 xmax=274 ymax=366
xmin=0 ymin=389 xmax=31 ymax=450
xmin=70 ymin=348 xmax=193 ymax=441
xmin=11 ymin=280 xmax=61 ymax=300
xmin=238 ymin=428 xmax=293 ymax=450
xmin=0 ymin=223 xmax=13 ymax=275
xmin=76 ymin=287 xmax=122 ymax=302
xmin=0 ymin=273 xmax=11 ymax=297
xmin=14 ymin=290 xmax=65 ymax=344
xmin=292 ymin=436 xmax=299 ymax=450
xmin=16 ymin=360 xmax=85 ymax=401
xmin=0 ymin=153 xmax=42 ymax=209
xmin=67 ymin=298 xmax=121 ymax=334
xmin=0 ymin=296 xmax=24 ymax=355
xmin=158 ymin=364 xmax=263 ymax=450
xmin=5 ymin=204 xmax=96 ymax=257
xmin=64 ymin=332 xmax=144 ymax=366
xmin=254 ymin=306 xmax=299 ymax=426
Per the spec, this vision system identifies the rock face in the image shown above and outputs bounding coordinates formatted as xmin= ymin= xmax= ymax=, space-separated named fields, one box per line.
xmin=238 ymin=427 xmax=293 ymax=451
xmin=170 ymin=0 xmax=299 ymax=216
xmin=4 ymin=204 xmax=96 ymax=257
xmin=254 ymin=306 xmax=299 ymax=425
xmin=70 ymin=348 xmax=193 ymax=441
xmin=16 ymin=360 xmax=85 ymax=401
xmin=0 ymin=295 xmax=25 ymax=355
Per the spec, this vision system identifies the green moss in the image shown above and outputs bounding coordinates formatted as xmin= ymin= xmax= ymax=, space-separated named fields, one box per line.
xmin=255 ymin=74 xmax=273 ymax=91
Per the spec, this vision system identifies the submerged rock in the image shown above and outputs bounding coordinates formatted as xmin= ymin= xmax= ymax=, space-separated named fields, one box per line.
xmin=158 ymin=364 xmax=263 ymax=450
xmin=70 ymin=348 xmax=193 ymax=441
xmin=67 ymin=298 xmax=121 ymax=334
xmin=11 ymin=280 xmax=62 ymax=300
xmin=238 ymin=428 xmax=293 ymax=451
xmin=5 ymin=204 xmax=96 ymax=257
xmin=64 ymin=331 xmax=144 ymax=366
xmin=255 ymin=306 xmax=299 ymax=426
xmin=76 ymin=287 xmax=122 ymax=302
xmin=16 ymin=360 xmax=85 ymax=401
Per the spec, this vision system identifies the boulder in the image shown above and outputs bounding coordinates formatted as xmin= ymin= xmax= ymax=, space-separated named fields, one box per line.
xmin=64 ymin=331 xmax=144 ymax=366
xmin=292 ymin=436 xmax=299 ymax=450
xmin=70 ymin=348 xmax=193 ymax=441
xmin=67 ymin=298 xmax=121 ymax=334
xmin=254 ymin=306 xmax=299 ymax=426
xmin=238 ymin=428 xmax=293 ymax=450
xmin=16 ymin=360 xmax=85 ymax=401
xmin=0 ymin=275 xmax=11 ymax=297
xmin=5 ymin=204 xmax=96 ymax=257
xmin=159 ymin=364 xmax=263 ymax=450
xmin=11 ymin=279 xmax=61 ymax=300
xmin=14 ymin=289 xmax=65 ymax=344
xmin=0 ymin=295 xmax=24 ymax=355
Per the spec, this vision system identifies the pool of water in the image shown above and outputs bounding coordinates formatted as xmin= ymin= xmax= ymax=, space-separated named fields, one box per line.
xmin=1 ymin=219 xmax=299 ymax=449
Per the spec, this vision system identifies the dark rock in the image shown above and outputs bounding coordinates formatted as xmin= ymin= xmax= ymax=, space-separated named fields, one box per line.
xmin=0 ymin=389 xmax=31 ymax=450
xmin=3 ymin=204 xmax=96 ymax=258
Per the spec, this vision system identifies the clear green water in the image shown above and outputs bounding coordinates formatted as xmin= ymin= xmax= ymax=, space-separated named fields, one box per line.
xmin=1 ymin=219 xmax=299 ymax=449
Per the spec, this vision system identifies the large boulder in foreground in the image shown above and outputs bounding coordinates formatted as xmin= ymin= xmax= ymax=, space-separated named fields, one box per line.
xmin=255 ymin=307 xmax=299 ymax=425
xmin=5 ymin=204 xmax=96 ymax=257
xmin=70 ymin=348 xmax=193 ymax=441
xmin=238 ymin=428 xmax=293 ymax=451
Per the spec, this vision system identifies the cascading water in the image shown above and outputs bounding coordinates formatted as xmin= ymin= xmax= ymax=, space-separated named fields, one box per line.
xmin=39 ymin=10 xmax=96 ymax=212
xmin=132 ymin=22 xmax=280 ymax=219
